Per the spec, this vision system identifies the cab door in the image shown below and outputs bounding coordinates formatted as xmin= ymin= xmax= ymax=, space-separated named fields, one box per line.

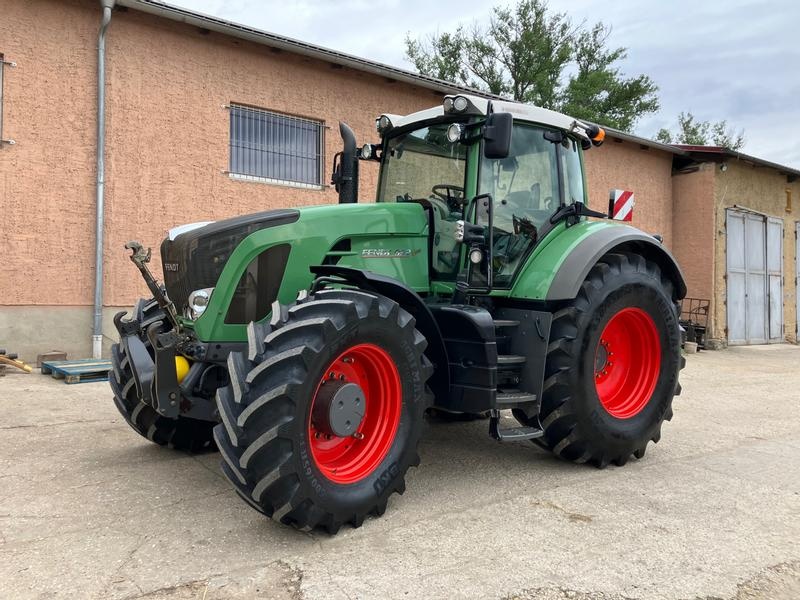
xmin=476 ymin=123 xmax=584 ymax=289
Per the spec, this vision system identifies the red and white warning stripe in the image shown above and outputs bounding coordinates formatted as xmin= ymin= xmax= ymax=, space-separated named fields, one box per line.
xmin=609 ymin=189 xmax=635 ymax=221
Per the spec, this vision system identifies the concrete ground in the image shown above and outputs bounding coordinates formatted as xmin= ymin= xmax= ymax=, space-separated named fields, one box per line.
xmin=1 ymin=345 xmax=799 ymax=600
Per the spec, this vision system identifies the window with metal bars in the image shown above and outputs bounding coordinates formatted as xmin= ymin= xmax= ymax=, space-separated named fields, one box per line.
xmin=229 ymin=104 xmax=324 ymax=188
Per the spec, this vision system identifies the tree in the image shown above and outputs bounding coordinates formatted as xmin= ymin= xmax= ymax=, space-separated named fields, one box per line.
xmin=655 ymin=112 xmax=745 ymax=150
xmin=560 ymin=24 xmax=659 ymax=132
xmin=404 ymin=0 xmax=659 ymax=132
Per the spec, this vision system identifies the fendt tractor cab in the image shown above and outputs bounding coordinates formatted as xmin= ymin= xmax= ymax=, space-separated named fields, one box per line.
xmin=112 ymin=94 xmax=685 ymax=533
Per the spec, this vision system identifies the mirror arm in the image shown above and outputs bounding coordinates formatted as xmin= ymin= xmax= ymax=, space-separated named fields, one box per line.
xmin=462 ymin=193 xmax=494 ymax=293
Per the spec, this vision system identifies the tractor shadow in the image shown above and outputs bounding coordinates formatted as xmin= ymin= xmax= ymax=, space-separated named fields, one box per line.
xmin=100 ymin=415 xmax=603 ymax=538
xmin=416 ymin=414 xmax=593 ymax=490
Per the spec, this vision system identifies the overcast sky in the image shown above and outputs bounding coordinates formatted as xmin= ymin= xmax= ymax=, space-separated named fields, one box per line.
xmin=171 ymin=0 xmax=800 ymax=168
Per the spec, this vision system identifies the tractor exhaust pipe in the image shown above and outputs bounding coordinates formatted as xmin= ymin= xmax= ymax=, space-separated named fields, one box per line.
xmin=332 ymin=122 xmax=358 ymax=204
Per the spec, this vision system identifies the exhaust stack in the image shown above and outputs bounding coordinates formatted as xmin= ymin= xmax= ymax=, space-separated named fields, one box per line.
xmin=332 ymin=122 xmax=358 ymax=204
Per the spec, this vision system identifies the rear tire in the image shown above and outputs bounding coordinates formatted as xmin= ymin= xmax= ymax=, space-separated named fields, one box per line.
xmin=109 ymin=298 xmax=216 ymax=452
xmin=214 ymin=289 xmax=433 ymax=533
xmin=533 ymin=252 xmax=683 ymax=467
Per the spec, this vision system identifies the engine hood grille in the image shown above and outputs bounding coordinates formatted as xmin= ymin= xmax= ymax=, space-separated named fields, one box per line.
xmin=160 ymin=208 xmax=299 ymax=312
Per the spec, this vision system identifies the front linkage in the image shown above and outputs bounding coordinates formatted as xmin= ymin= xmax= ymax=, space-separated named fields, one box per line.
xmin=113 ymin=241 xmax=208 ymax=420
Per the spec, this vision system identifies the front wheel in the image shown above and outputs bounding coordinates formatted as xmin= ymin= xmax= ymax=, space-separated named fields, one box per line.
xmin=109 ymin=298 xmax=216 ymax=452
xmin=213 ymin=289 xmax=433 ymax=533
xmin=531 ymin=251 xmax=683 ymax=468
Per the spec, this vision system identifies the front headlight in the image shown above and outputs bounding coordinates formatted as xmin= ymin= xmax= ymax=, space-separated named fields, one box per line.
xmin=187 ymin=287 xmax=214 ymax=319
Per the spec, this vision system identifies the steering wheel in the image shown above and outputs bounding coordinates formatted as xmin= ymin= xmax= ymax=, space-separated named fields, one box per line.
xmin=431 ymin=184 xmax=465 ymax=212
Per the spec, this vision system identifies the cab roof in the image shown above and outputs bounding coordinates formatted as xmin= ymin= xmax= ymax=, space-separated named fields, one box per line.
xmin=383 ymin=94 xmax=596 ymax=142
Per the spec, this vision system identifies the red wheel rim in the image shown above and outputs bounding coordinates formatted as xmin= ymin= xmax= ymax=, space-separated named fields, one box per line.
xmin=594 ymin=307 xmax=661 ymax=419
xmin=308 ymin=343 xmax=402 ymax=484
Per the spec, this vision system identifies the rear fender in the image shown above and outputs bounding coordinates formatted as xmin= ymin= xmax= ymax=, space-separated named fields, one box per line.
xmin=547 ymin=226 xmax=687 ymax=301
xmin=510 ymin=221 xmax=686 ymax=301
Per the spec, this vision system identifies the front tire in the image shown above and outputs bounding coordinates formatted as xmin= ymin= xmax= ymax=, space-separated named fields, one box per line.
xmin=109 ymin=298 xmax=216 ymax=452
xmin=214 ymin=289 xmax=433 ymax=533
xmin=534 ymin=252 xmax=683 ymax=467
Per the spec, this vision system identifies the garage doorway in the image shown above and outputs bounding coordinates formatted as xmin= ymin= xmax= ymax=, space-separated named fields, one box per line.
xmin=726 ymin=209 xmax=783 ymax=345
xmin=796 ymin=222 xmax=799 ymax=341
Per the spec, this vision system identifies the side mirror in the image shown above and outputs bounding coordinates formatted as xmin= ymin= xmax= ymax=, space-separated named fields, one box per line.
xmin=483 ymin=112 xmax=512 ymax=159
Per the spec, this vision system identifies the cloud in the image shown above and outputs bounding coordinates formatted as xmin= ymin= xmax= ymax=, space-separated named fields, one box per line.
xmin=169 ymin=0 xmax=800 ymax=167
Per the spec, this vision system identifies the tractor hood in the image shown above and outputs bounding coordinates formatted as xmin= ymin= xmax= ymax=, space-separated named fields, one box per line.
xmin=160 ymin=209 xmax=299 ymax=315
xmin=161 ymin=202 xmax=430 ymax=342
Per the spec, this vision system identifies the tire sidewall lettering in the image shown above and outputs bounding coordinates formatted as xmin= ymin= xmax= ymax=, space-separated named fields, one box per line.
xmin=299 ymin=445 xmax=326 ymax=498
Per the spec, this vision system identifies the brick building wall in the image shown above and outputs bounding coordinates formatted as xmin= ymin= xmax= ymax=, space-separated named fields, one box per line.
xmin=583 ymin=139 xmax=675 ymax=249
xmin=1 ymin=0 xmax=99 ymax=306
xmin=671 ymin=164 xmax=716 ymax=303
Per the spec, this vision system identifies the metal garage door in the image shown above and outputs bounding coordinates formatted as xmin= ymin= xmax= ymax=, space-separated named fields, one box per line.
xmin=726 ymin=209 xmax=783 ymax=345
xmin=767 ymin=217 xmax=783 ymax=342
xmin=797 ymin=222 xmax=800 ymax=340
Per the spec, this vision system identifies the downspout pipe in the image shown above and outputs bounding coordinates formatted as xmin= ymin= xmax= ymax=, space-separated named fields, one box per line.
xmin=93 ymin=0 xmax=114 ymax=359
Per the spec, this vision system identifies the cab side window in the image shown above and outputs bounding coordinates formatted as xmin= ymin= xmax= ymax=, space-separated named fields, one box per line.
xmin=561 ymin=137 xmax=586 ymax=205
xmin=480 ymin=124 xmax=560 ymax=236
xmin=478 ymin=124 xmax=562 ymax=287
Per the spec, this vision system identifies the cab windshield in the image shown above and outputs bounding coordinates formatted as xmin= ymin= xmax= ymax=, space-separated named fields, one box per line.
xmin=377 ymin=123 xmax=467 ymax=205
xmin=377 ymin=122 xmax=469 ymax=277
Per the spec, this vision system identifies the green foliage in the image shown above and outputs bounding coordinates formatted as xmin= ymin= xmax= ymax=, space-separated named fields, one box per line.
xmin=710 ymin=120 xmax=746 ymax=150
xmin=656 ymin=112 xmax=745 ymax=150
xmin=405 ymin=29 xmax=468 ymax=87
xmin=404 ymin=0 xmax=660 ymax=132
xmin=560 ymin=24 xmax=659 ymax=132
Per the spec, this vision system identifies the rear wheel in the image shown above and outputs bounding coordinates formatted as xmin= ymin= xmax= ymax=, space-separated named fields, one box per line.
xmin=109 ymin=298 xmax=216 ymax=452
xmin=214 ymin=289 xmax=433 ymax=532
xmin=532 ymin=252 xmax=683 ymax=467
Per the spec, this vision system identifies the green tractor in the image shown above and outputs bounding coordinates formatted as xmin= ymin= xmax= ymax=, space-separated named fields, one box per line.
xmin=111 ymin=94 xmax=685 ymax=533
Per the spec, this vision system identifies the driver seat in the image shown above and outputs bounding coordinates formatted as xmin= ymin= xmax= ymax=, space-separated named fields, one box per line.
xmin=503 ymin=183 xmax=541 ymax=211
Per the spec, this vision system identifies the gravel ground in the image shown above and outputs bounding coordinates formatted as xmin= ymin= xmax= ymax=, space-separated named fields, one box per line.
xmin=1 ymin=344 xmax=798 ymax=600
